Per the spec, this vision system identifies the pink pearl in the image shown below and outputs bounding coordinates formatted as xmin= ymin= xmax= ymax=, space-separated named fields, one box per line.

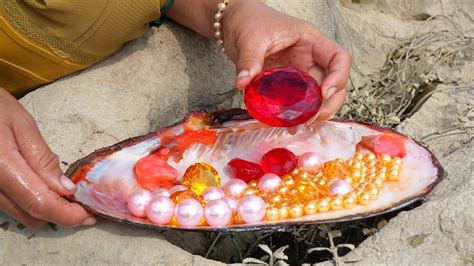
xmin=152 ymin=188 xmax=170 ymax=198
xmin=328 ymin=179 xmax=353 ymax=196
xmin=298 ymin=152 xmax=321 ymax=174
xmin=222 ymin=196 xmax=238 ymax=212
xmin=146 ymin=196 xmax=174 ymax=224
xmin=174 ymin=198 xmax=204 ymax=227
xmin=204 ymin=199 xmax=232 ymax=227
xmin=127 ymin=189 xmax=152 ymax=217
xmin=169 ymin=185 xmax=188 ymax=194
xmin=258 ymin=173 xmax=282 ymax=193
xmin=237 ymin=195 xmax=266 ymax=224
xmin=223 ymin=178 xmax=248 ymax=198
xmin=201 ymin=186 xmax=226 ymax=202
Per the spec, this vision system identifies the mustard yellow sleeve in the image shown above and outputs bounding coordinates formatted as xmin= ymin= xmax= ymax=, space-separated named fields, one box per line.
xmin=0 ymin=0 xmax=169 ymax=97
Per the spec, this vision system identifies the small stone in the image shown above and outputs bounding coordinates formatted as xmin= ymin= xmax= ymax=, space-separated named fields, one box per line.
xmin=134 ymin=151 xmax=179 ymax=190
xmin=244 ymin=67 xmax=322 ymax=127
xmin=260 ymin=148 xmax=298 ymax=176
xmin=227 ymin=158 xmax=264 ymax=182
xmin=182 ymin=162 xmax=221 ymax=195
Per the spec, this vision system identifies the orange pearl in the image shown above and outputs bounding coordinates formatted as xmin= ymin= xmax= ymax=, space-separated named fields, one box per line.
xmin=343 ymin=196 xmax=356 ymax=209
xmin=248 ymin=180 xmax=258 ymax=188
xmin=304 ymin=201 xmax=318 ymax=215
xmin=388 ymin=170 xmax=400 ymax=181
xmin=373 ymin=177 xmax=384 ymax=187
xmin=367 ymin=187 xmax=380 ymax=200
xmin=243 ymin=187 xmax=258 ymax=196
xmin=278 ymin=207 xmax=289 ymax=219
xmin=392 ymin=157 xmax=402 ymax=165
xmin=317 ymin=199 xmax=330 ymax=212
xmin=364 ymin=153 xmax=376 ymax=162
xmin=270 ymin=194 xmax=282 ymax=204
xmin=278 ymin=185 xmax=289 ymax=195
xmin=354 ymin=153 xmax=364 ymax=161
xmin=291 ymin=168 xmax=302 ymax=176
xmin=289 ymin=204 xmax=304 ymax=218
xmin=282 ymin=176 xmax=295 ymax=187
xmin=352 ymin=171 xmax=362 ymax=180
xmin=330 ymin=197 xmax=343 ymax=211
xmin=358 ymin=192 xmax=372 ymax=205
xmin=265 ymin=207 xmax=280 ymax=221
xmin=380 ymin=154 xmax=392 ymax=164
xmin=233 ymin=212 xmax=244 ymax=224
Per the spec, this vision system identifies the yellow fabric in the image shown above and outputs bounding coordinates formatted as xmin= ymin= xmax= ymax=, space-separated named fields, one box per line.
xmin=0 ymin=0 xmax=167 ymax=96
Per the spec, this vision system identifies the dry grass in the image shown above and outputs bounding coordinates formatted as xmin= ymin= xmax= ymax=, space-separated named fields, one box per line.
xmin=337 ymin=11 xmax=474 ymax=127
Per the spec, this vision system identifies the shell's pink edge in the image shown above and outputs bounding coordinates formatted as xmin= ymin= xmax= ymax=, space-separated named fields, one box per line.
xmin=66 ymin=109 xmax=445 ymax=232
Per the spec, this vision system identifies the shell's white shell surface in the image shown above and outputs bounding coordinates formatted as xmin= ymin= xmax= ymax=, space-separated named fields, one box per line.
xmin=72 ymin=120 xmax=442 ymax=230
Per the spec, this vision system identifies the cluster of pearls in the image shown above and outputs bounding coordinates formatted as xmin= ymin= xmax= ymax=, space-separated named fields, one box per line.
xmin=239 ymin=152 xmax=403 ymax=222
xmin=213 ymin=0 xmax=230 ymax=53
xmin=127 ymin=152 xmax=402 ymax=228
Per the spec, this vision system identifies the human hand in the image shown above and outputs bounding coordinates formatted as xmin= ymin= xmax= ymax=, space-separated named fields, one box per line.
xmin=0 ymin=88 xmax=94 ymax=228
xmin=223 ymin=1 xmax=352 ymax=122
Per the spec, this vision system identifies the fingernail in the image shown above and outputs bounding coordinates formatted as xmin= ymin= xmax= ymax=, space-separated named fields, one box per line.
xmin=60 ymin=175 xmax=76 ymax=192
xmin=82 ymin=217 xmax=96 ymax=226
xmin=236 ymin=70 xmax=250 ymax=80
xmin=324 ymin=87 xmax=337 ymax=100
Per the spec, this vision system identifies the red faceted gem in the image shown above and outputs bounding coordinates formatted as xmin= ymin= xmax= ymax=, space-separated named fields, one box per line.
xmin=244 ymin=67 xmax=323 ymax=127
xmin=260 ymin=148 xmax=297 ymax=176
xmin=228 ymin=158 xmax=264 ymax=182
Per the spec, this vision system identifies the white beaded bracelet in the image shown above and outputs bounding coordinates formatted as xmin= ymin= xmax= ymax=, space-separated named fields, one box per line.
xmin=213 ymin=0 xmax=230 ymax=53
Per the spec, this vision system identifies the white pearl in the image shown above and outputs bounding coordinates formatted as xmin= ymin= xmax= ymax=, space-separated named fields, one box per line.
xmin=215 ymin=12 xmax=223 ymax=20
xmin=213 ymin=22 xmax=221 ymax=29
xmin=214 ymin=31 xmax=221 ymax=38
xmin=217 ymin=3 xmax=226 ymax=11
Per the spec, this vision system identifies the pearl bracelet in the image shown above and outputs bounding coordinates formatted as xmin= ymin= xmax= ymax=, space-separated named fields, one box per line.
xmin=213 ymin=0 xmax=230 ymax=53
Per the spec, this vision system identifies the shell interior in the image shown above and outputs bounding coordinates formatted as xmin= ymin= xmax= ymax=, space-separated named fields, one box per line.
xmin=68 ymin=112 xmax=443 ymax=231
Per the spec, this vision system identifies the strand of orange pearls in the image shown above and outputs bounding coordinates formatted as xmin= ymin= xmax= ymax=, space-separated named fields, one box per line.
xmin=232 ymin=152 xmax=403 ymax=223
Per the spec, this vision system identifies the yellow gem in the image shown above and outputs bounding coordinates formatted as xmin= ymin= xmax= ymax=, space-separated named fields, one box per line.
xmin=182 ymin=162 xmax=220 ymax=195
xmin=304 ymin=200 xmax=318 ymax=215
xmin=330 ymin=197 xmax=343 ymax=211
xmin=265 ymin=207 xmax=280 ymax=221
xmin=233 ymin=212 xmax=244 ymax=224
xmin=289 ymin=204 xmax=304 ymax=218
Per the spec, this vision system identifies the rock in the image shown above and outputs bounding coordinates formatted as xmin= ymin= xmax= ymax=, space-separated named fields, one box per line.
xmin=342 ymin=84 xmax=474 ymax=265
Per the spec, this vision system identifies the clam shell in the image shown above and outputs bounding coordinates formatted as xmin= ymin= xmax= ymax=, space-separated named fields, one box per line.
xmin=66 ymin=109 xmax=444 ymax=232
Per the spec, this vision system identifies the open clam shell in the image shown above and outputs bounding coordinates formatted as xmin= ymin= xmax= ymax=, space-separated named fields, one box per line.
xmin=66 ymin=109 xmax=444 ymax=232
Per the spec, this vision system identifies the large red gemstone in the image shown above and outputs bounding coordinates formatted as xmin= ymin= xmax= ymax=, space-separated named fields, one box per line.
xmin=260 ymin=148 xmax=297 ymax=176
xmin=244 ymin=67 xmax=323 ymax=127
xmin=228 ymin=158 xmax=264 ymax=182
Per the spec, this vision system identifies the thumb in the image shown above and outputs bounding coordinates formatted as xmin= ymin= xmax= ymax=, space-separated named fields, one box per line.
xmin=235 ymin=43 xmax=266 ymax=90
xmin=12 ymin=114 xmax=76 ymax=196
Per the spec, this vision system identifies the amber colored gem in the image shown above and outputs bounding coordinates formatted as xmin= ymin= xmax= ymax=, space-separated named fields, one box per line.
xmin=244 ymin=67 xmax=323 ymax=127
xmin=260 ymin=148 xmax=298 ymax=176
xmin=182 ymin=162 xmax=221 ymax=195
xmin=134 ymin=150 xmax=178 ymax=190
xmin=227 ymin=158 xmax=264 ymax=182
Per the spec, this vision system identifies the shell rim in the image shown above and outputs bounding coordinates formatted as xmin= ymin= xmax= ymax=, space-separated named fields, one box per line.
xmin=65 ymin=108 xmax=445 ymax=232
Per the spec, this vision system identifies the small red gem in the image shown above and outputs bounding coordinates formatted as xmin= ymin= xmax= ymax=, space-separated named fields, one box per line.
xmin=244 ymin=67 xmax=323 ymax=127
xmin=260 ymin=148 xmax=297 ymax=176
xmin=228 ymin=158 xmax=264 ymax=182
xmin=356 ymin=134 xmax=407 ymax=158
